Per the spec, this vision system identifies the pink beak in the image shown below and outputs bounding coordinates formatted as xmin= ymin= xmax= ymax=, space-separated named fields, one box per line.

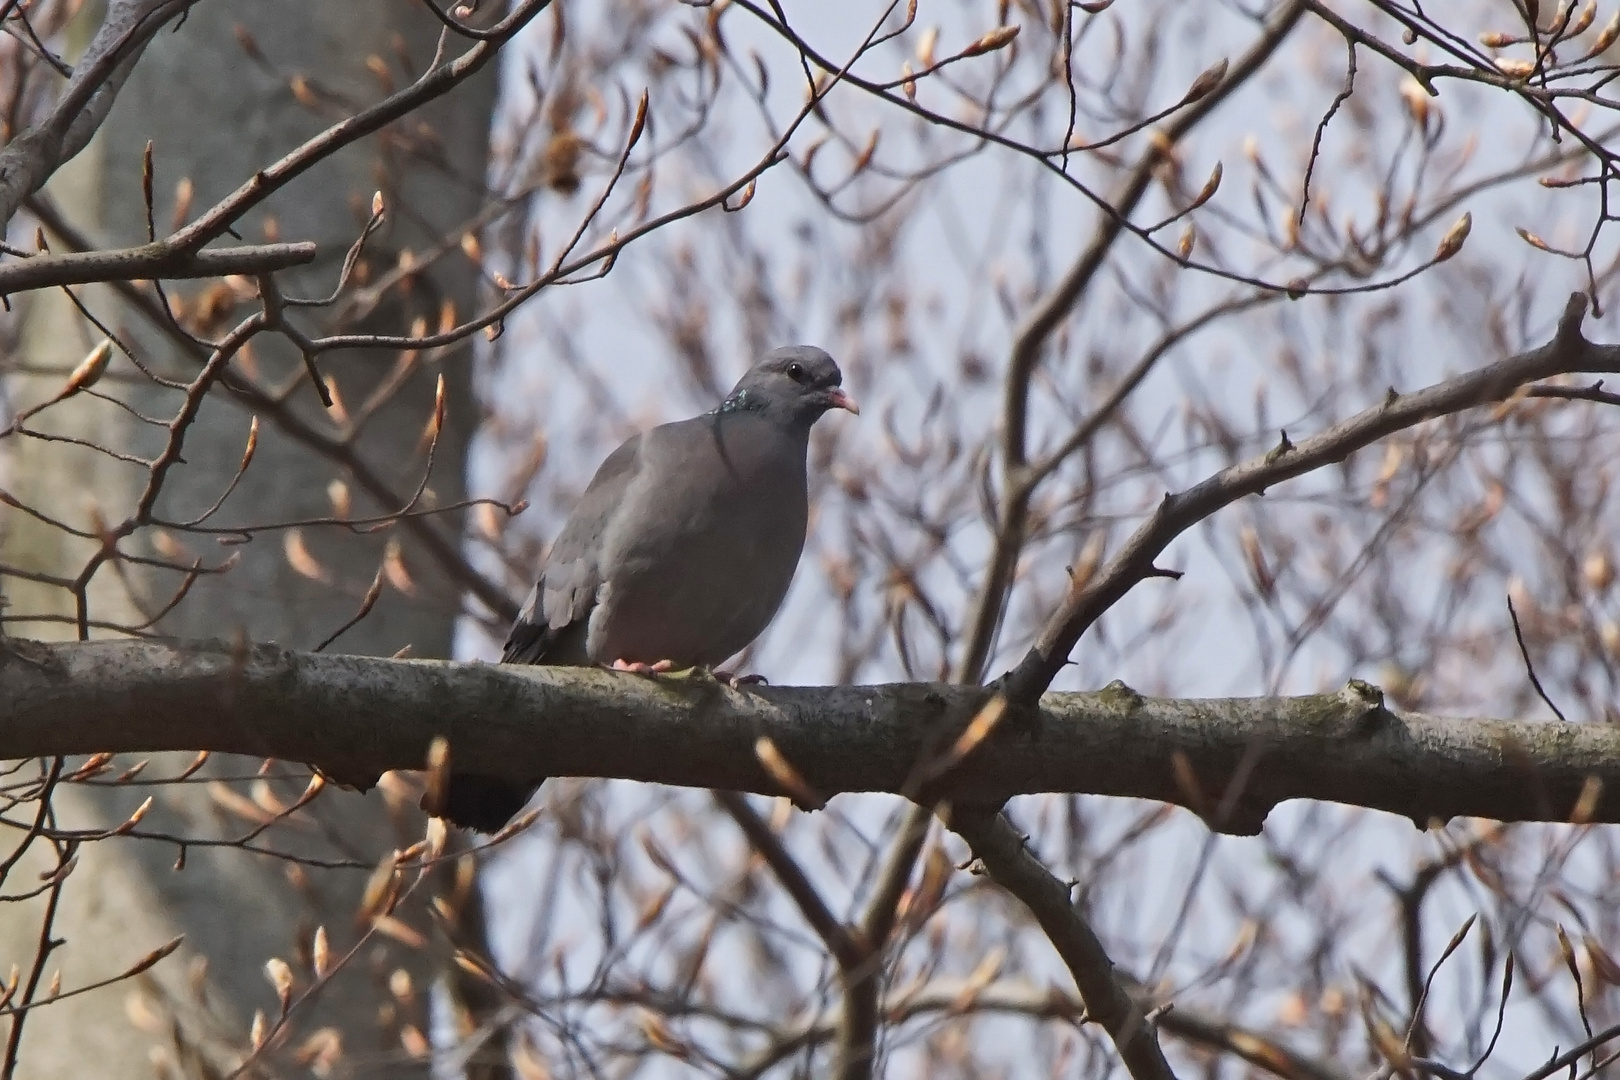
xmin=828 ymin=388 xmax=860 ymax=415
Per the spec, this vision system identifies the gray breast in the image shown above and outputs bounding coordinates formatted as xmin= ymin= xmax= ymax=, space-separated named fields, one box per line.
xmin=585 ymin=412 xmax=810 ymax=666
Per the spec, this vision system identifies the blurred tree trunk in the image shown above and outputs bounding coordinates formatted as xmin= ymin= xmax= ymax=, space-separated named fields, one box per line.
xmin=0 ymin=2 xmax=502 ymax=1077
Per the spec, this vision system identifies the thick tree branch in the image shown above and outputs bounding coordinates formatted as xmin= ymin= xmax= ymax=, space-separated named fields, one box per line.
xmin=0 ymin=242 xmax=317 ymax=296
xmin=5 ymin=640 xmax=1620 ymax=834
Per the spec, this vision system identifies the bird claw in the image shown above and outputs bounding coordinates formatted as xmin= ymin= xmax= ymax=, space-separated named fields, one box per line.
xmin=712 ymin=669 xmax=769 ymax=689
xmin=610 ymin=658 xmax=678 ymax=676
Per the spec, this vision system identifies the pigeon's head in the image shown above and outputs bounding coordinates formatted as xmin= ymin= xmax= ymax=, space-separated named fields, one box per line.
xmin=723 ymin=346 xmax=858 ymax=427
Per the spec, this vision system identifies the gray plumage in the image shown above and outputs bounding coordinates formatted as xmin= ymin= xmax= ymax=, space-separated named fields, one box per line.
xmin=442 ymin=346 xmax=856 ymax=831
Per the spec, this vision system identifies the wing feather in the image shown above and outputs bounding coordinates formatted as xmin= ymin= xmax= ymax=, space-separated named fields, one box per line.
xmin=500 ymin=433 xmax=644 ymax=665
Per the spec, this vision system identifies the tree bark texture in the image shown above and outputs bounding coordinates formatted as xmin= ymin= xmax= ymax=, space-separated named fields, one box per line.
xmin=3 ymin=640 xmax=1614 ymax=836
xmin=0 ymin=2 xmax=495 ymax=1076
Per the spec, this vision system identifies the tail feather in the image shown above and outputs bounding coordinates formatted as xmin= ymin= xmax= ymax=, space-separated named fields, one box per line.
xmin=439 ymin=774 xmax=539 ymax=834
xmin=502 ymin=613 xmax=590 ymax=665
xmin=444 ymin=587 xmax=589 ymax=833
xmin=501 ymin=613 xmax=551 ymax=664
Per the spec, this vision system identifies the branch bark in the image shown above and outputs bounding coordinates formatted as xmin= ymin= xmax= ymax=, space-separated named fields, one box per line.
xmin=0 ymin=242 xmax=316 ymax=296
xmin=4 ymin=640 xmax=1618 ymax=834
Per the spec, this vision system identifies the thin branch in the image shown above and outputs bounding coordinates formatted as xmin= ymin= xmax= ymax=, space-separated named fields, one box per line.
xmin=0 ymin=241 xmax=316 ymax=296
xmin=1006 ymin=292 xmax=1614 ymax=702
xmin=956 ymin=0 xmax=1308 ymax=685
xmin=0 ymin=0 xmax=201 ymax=229
xmin=165 ymin=0 xmax=555 ymax=253
xmin=628 ymin=978 xmax=1352 ymax=1080
xmin=1507 ymin=596 xmax=1569 ymax=723
xmin=24 ymin=195 xmax=518 ymax=623
xmin=1516 ymin=1021 xmax=1620 ymax=1080
xmin=1300 ymin=40 xmax=1357 ymax=224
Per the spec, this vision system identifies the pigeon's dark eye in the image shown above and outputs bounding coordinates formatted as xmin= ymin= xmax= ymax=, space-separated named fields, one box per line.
xmin=786 ymin=362 xmax=806 ymax=382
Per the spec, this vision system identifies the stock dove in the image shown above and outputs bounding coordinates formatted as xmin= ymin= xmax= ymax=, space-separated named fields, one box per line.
xmin=440 ymin=346 xmax=858 ymax=831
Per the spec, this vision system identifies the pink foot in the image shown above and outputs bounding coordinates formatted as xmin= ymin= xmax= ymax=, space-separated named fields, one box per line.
xmin=610 ymin=658 xmax=677 ymax=675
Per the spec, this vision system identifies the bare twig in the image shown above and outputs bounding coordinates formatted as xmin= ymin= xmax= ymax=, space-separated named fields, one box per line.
xmin=1507 ymin=596 xmax=1569 ymax=723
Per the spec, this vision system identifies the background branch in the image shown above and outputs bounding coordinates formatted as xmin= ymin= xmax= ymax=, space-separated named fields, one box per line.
xmin=1007 ymin=293 xmax=1615 ymax=701
xmin=949 ymin=807 xmax=1178 ymax=1080
xmin=0 ymin=241 xmax=316 ymax=296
